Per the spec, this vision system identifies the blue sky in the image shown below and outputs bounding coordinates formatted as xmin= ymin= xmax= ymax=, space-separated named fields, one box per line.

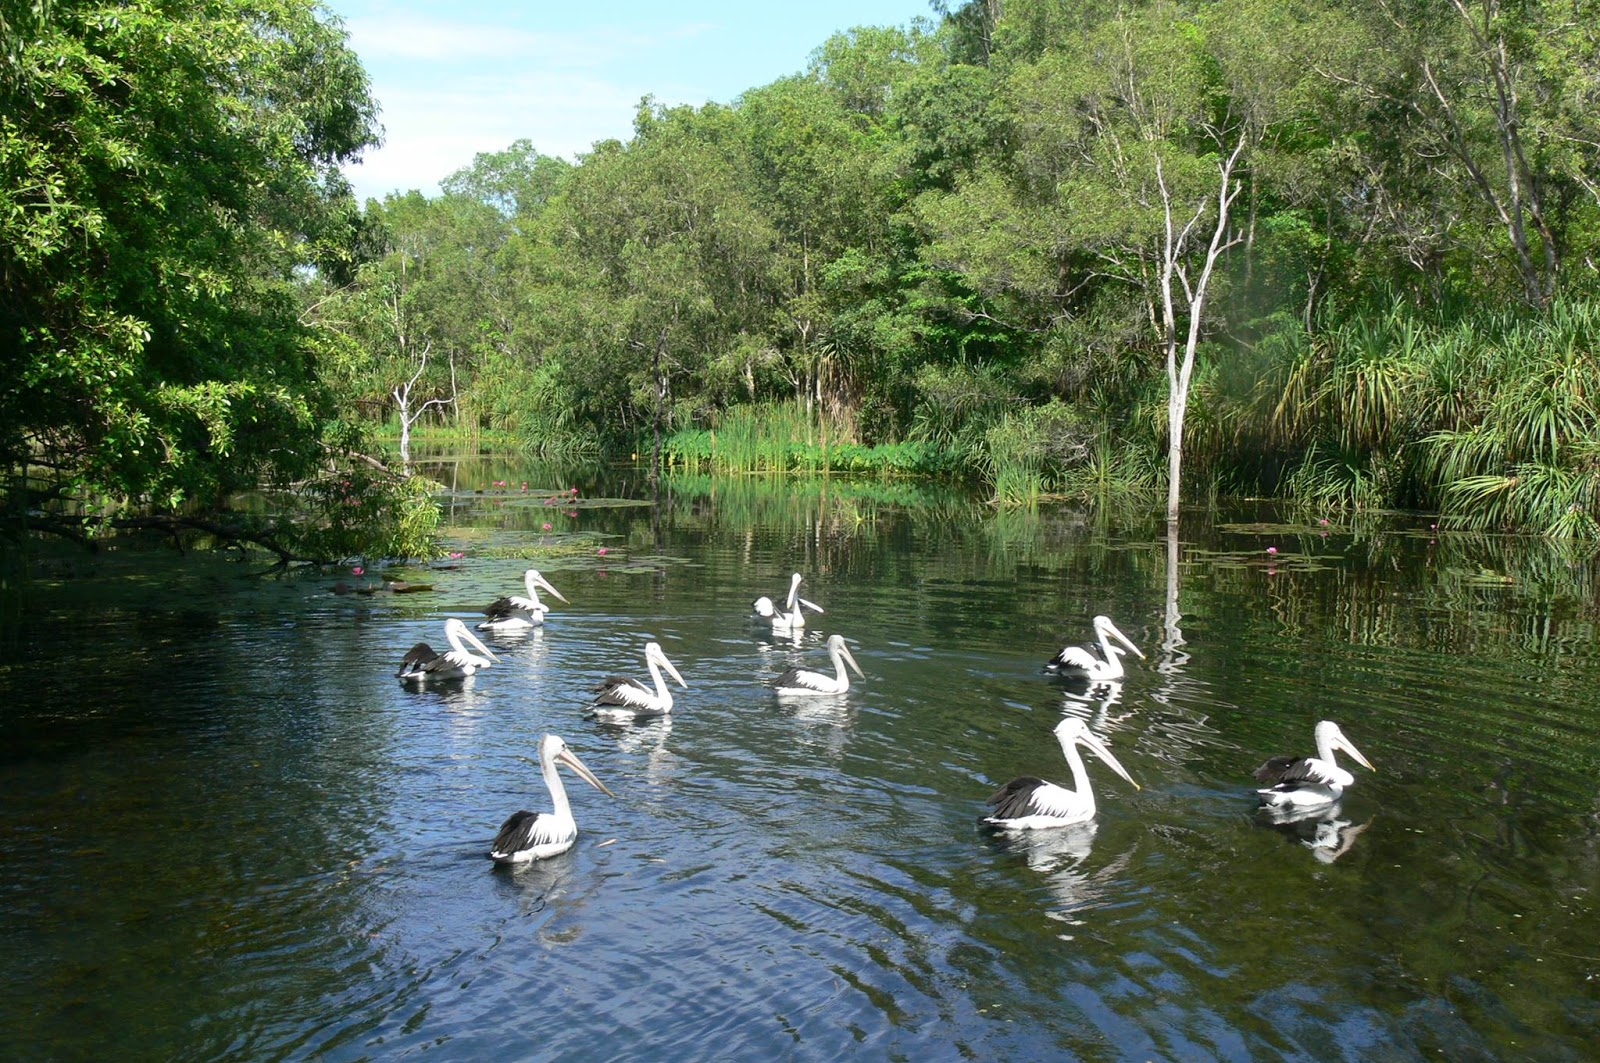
xmin=323 ymin=1 xmax=936 ymax=203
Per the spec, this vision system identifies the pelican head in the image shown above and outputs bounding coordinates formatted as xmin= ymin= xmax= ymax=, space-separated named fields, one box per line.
xmin=827 ymin=633 xmax=866 ymax=679
xmin=1092 ymin=615 xmax=1145 ymax=660
xmin=1054 ymin=717 xmax=1140 ymax=791
xmin=525 ymin=569 xmax=569 ymax=604
xmin=445 ymin=618 xmax=501 ymax=664
xmin=541 ymin=733 xmax=616 ymax=797
xmin=645 ymin=641 xmax=689 ymax=689
xmin=1315 ymin=720 xmax=1375 ymax=772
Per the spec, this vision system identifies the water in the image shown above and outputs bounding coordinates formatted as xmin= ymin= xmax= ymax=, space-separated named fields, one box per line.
xmin=3 ymin=466 xmax=1599 ymax=1060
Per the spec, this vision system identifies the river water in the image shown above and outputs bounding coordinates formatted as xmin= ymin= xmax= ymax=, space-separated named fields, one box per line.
xmin=2 ymin=459 xmax=1598 ymax=1060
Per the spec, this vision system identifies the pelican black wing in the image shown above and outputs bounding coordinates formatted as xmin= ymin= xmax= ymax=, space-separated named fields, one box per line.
xmin=490 ymin=809 xmax=541 ymax=856
xmin=397 ymin=642 xmax=438 ymax=675
xmin=592 ymin=676 xmax=650 ymax=706
xmin=985 ymin=776 xmax=1048 ymax=821
xmin=1044 ymin=643 xmax=1097 ymax=674
xmin=482 ymin=596 xmax=520 ymax=619
xmin=1254 ymin=755 xmax=1323 ymax=786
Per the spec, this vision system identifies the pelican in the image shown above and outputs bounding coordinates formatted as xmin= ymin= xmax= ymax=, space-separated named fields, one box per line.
xmin=397 ymin=618 xmax=500 ymax=682
xmin=1253 ymin=720 xmax=1375 ymax=811
xmin=589 ymin=641 xmax=689 ymax=719
xmin=753 ymin=572 xmax=824 ymax=632
xmin=1044 ymin=615 xmax=1145 ymax=681
xmin=478 ymin=569 xmax=568 ymax=631
xmin=773 ymin=633 xmax=865 ymax=696
xmin=488 ymin=734 xmax=615 ymax=864
xmin=983 ymin=717 xmax=1140 ymax=829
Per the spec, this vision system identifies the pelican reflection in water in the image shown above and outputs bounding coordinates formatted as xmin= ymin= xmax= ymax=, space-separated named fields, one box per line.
xmin=1256 ymin=801 xmax=1372 ymax=864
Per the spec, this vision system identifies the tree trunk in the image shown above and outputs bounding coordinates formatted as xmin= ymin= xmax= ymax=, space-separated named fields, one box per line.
xmin=1157 ymin=142 xmax=1246 ymax=524
xmin=397 ymin=394 xmax=412 ymax=467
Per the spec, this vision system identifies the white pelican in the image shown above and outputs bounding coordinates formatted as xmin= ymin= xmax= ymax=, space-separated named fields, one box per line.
xmin=589 ymin=641 xmax=689 ymax=719
xmin=1253 ymin=720 xmax=1375 ymax=811
xmin=488 ymin=733 xmax=615 ymax=864
xmin=753 ymin=572 xmax=824 ymax=632
xmin=1044 ymin=615 xmax=1145 ymax=681
xmin=773 ymin=633 xmax=865 ymax=696
xmin=397 ymin=618 xmax=500 ymax=682
xmin=478 ymin=569 xmax=568 ymax=631
xmin=983 ymin=717 xmax=1140 ymax=829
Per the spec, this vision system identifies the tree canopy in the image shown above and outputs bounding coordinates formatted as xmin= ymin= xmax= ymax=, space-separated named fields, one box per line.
xmin=11 ymin=0 xmax=1600 ymax=548
xmin=0 ymin=0 xmax=437 ymax=557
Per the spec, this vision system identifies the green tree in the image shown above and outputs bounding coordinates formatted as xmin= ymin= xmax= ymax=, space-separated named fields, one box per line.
xmin=1307 ymin=0 xmax=1600 ymax=305
xmin=0 ymin=0 xmax=417 ymax=555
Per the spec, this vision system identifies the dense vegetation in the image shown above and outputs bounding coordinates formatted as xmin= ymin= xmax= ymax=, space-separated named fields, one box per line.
xmin=7 ymin=0 xmax=1600 ymax=557
xmin=2 ymin=0 xmax=436 ymax=559
xmin=314 ymin=0 xmax=1600 ymax=535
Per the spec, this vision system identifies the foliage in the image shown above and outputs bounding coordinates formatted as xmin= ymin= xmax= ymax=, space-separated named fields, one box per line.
xmin=664 ymin=401 xmax=960 ymax=475
xmin=22 ymin=0 xmax=1600 ymax=540
xmin=0 ymin=0 xmax=420 ymax=557
xmin=978 ymin=400 xmax=1099 ymax=505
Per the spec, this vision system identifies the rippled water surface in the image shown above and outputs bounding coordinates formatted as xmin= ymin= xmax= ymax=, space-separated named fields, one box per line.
xmin=3 ymin=463 xmax=1599 ymax=1060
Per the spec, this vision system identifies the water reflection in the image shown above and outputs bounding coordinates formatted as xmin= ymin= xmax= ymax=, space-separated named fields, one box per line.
xmin=8 ymin=473 xmax=1600 ymax=1059
xmin=1057 ymin=679 xmax=1134 ymax=734
xmin=987 ymin=823 xmax=1137 ymax=931
xmin=1254 ymin=803 xmax=1373 ymax=864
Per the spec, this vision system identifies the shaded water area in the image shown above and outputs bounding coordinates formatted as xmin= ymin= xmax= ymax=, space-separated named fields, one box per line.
xmin=3 ymin=456 xmax=1599 ymax=1060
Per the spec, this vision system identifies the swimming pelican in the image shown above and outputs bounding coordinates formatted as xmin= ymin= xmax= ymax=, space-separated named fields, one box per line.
xmin=753 ymin=572 xmax=824 ymax=631
xmin=983 ymin=717 xmax=1140 ymax=829
xmin=488 ymin=733 xmax=615 ymax=864
xmin=397 ymin=618 xmax=500 ymax=682
xmin=773 ymin=633 xmax=865 ymax=696
xmin=1044 ymin=615 xmax=1145 ymax=681
xmin=478 ymin=569 xmax=568 ymax=631
xmin=1253 ymin=720 xmax=1375 ymax=811
xmin=589 ymin=641 xmax=689 ymax=719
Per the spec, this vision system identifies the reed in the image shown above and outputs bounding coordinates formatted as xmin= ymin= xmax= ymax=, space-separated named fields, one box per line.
xmin=663 ymin=400 xmax=959 ymax=476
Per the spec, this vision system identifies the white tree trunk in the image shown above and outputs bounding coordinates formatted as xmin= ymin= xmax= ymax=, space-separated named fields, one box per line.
xmin=1156 ymin=141 xmax=1246 ymax=524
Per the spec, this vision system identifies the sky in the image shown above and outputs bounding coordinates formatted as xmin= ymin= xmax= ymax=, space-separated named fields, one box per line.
xmin=323 ymin=1 xmax=936 ymax=203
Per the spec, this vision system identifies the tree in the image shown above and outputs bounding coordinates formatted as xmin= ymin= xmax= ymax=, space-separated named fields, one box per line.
xmin=531 ymin=101 xmax=781 ymax=461
xmin=439 ymin=138 xmax=573 ymax=224
xmin=2 ymin=0 xmax=391 ymax=547
xmin=1309 ymin=0 xmax=1600 ymax=305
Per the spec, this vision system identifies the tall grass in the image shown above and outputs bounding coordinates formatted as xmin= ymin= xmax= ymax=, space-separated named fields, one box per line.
xmin=664 ymin=400 xmax=958 ymax=475
xmin=976 ymin=401 xmax=1161 ymax=507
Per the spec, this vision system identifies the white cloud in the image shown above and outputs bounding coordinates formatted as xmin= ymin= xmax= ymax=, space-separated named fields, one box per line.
xmin=330 ymin=3 xmax=904 ymax=201
xmin=345 ymin=67 xmax=702 ymax=199
xmin=344 ymin=13 xmax=716 ymax=69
